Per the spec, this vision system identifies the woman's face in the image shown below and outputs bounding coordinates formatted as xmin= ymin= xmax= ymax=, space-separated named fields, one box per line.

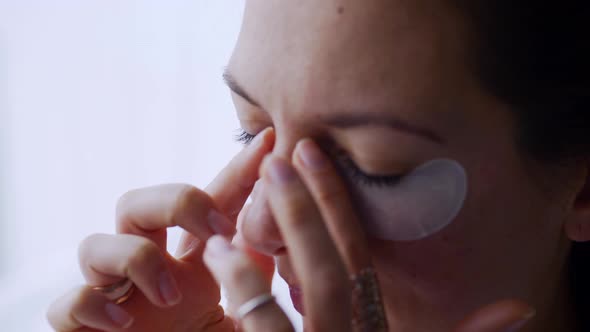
xmin=227 ymin=0 xmax=577 ymax=330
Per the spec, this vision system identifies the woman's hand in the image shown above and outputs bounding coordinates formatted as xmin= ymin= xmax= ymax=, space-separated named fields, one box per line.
xmin=202 ymin=139 xmax=536 ymax=332
xmin=46 ymin=128 xmax=276 ymax=332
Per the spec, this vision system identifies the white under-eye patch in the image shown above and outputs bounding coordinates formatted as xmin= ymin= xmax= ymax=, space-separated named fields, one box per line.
xmin=349 ymin=159 xmax=468 ymax=241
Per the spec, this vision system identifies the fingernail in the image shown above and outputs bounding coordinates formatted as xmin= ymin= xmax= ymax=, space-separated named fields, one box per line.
xmin=158 ymin=271 xmax=182 ymax=306
xmin=265 ymin=157 xmax=296 ymax=184
xmin=249 ymin=127 xmax=269 ymax=149
xmin=105 ymin=303 xmax=134 ymax=328
xmin=297 ymin=139 xmax=327 ymax=171
xmin=207 ymin=235 xmax=234 ymax=256
xmin=504 ymin=309 xmax=536 ymax=332
xmin=207 ymin=209 xmax=235 ymax=237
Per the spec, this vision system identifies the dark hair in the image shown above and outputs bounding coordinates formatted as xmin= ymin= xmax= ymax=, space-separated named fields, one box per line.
xmin=456 ymin=1 xmax=590 ymax=330
xmin=457 ymin=1 xmax=589 ymax=160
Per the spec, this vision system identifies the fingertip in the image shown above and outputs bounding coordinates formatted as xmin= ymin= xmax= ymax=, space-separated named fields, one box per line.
xmin=251 ymin=127 xmax=275 ymax=154
xmin=262 ymin=126 xmax=276 ymax=146
xmin=206 ymin=129 xmax=274 ymax=218
xmin=293 ymin=138 xmax=328 ymax=172
xmin=260 ymin=155 xmax=298 ymax=186
xmin=205 ymin=235 xmax=236 ymax=259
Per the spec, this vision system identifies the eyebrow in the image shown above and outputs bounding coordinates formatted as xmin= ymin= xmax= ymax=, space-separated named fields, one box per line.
xmin=222 ymin=70 xmax=444 ymax=145
xmin=223 ymin=69 xmax=261 ymax=107
xmin=321 ymin=113 xmax=444 ymax=144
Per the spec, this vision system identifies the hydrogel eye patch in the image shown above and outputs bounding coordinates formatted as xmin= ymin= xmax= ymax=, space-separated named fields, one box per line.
xmin=350 ymin=159 xmax=468 ymax=241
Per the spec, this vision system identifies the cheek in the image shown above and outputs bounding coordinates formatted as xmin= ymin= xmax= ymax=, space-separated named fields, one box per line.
xmin=461 ymin=160 xmax=565 ymax=245
xmin=370 ymin=157 xmax=568 ymax=304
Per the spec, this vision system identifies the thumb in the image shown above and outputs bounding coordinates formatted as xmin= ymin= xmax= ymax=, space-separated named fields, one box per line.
xmin=233 ymin=232 xmax=275 ymax=281
xmin=454 ymin=299 xmax=535 ymax=332
xmin=225 ymin=232 xmax=275 ymax=317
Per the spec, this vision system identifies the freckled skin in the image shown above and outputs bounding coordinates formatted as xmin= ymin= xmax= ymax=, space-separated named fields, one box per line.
xmin=231 ymin=0 xmax=584 ymax=330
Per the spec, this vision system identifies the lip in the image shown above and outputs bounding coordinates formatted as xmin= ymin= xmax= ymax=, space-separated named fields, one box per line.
xmin=288 ymin=285 xmax=304 ymax=315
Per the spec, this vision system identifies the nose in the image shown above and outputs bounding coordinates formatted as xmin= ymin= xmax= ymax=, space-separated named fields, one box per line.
xmin=239 ymin=121 xmax=314 ymax=256
xmin=240 ymin=179 xmax=287 ymax=255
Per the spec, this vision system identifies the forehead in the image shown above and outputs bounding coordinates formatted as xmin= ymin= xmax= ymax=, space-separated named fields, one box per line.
xmin=229 ymin=0 xmax=471 ymax=121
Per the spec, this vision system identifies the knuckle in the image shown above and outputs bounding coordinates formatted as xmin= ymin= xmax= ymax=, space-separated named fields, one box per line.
xmin=115 ymin=188 xmax=138 ymax=215
xmin=172 ymin=184 xmax=211 ymax=222
xmin=115 ymin=188 xmax=141 ymax=228
xmin=77 ymin=234 xmax=103 ymax=262
xmin=127 ymin=239 xmax=161 ymax=272
xmin=175 ymin=184 xmax=203 ymax=209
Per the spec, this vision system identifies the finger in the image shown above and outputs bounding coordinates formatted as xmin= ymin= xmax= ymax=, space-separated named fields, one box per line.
xmin=454 ymin=300 xmax=535 ymax=332
xmin=261 ymin=155 xmax=351 ymax=332
xmin=206 ymin=127 xmax=275 ymax=220
xmin=232 ymin=231 xmax=275 ymax=283
xmin=176 ymin=127 xmax=275 ymax=257
xmin=292 ymin=138 xmax=371 ymax=273
xmin=203 ymin=236 xmax=293 ymax=332
xmin=47 ymin=285 xmax=134 ymax=332
xmin=116 ymin=183 xmax=235 ymax=250
xmin=231 ymin=204 xmax=276 ymax=314
xmin=78 ymin=233 xmax=181 ymax=307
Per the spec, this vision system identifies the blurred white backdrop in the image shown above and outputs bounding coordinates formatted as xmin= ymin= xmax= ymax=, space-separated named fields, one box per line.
xmin=0 ymin=1 xmax=300 ymax=331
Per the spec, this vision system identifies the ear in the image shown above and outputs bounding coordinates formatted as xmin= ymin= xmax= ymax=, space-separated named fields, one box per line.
xmin=564 ymin=164 xmax=590 ymax=242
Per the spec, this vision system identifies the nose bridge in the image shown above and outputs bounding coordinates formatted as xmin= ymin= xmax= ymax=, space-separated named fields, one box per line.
xmin=272 ymin=130 xmax=297 ymax=161
xmin=270 ymin=108 xmax=318 ymax=161
xmin=240 ymin=109 xmax=318 ymax=256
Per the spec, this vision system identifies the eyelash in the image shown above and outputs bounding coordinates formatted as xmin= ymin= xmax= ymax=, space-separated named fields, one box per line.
xmin=234 ymin=129 xmax=403 ymax=187
xmin=234 ymin=129 xmax=257 ymax=145
xmin=333 ymin=150 xmax=403 ymax=187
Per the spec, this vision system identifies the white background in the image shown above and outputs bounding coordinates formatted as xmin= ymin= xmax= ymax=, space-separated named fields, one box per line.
xmin=0 ymin=1 xmax=300 ymax=331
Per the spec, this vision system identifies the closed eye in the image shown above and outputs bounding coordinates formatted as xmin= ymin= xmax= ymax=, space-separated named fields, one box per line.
xmin=335 ymin=152 xmax=404 ymax=188
xmin=234 ymin=129 xmax=405 ymax=188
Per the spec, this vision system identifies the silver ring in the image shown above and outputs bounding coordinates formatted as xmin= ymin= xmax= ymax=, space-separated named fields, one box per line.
xmin=236 ymin=293 xmax=275 ymax=321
